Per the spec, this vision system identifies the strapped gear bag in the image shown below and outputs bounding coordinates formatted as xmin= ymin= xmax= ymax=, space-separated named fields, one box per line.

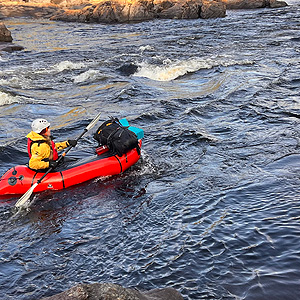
xmin=93 ymin=117 xmax=140 ymax=157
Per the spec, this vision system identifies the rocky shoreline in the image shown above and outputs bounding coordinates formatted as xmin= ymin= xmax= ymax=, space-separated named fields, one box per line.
xmin=0 ymin=0 xmax=288 ymax=24
xmin=48 ymin=0 xmax=227 ymax=23
xmin=0 ymin=0 xmax=288 ymax=51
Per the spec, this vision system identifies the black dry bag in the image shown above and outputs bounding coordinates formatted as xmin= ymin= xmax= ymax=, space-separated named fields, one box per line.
xmin=93 ymin=118 xmax=140 ymax=157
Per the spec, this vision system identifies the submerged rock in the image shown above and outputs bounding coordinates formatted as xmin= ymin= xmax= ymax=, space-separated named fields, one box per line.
xmin=0 ymin=42 xmax=24 ymax=52
xmin=41 ymin=283 xmax=184 ymax=300
xmin=269 ymin=0 xmax=288 ymax=8
xmin=117 ymin=63 xmax=139 ymax=75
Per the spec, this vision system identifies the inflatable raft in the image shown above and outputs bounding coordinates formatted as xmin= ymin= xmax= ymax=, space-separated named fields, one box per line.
xmin=0 ymin=119 xmax=144 ymax=196
xmin=0 ymin=140 xmax=141 ymax=196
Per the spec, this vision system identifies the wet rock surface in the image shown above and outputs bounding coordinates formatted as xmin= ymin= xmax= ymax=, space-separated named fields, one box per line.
xmin=0 ymin=22 xmax=24 ymax=51
xmin=50 ymin=0 xmax=226 ymax=23
xmin=0 ymin=0 xmax=288 ymax=23
xmin=41 ymin=283 xmax=184 ymax=300
xmin=0 ymin=21 xmax=12 ymax=42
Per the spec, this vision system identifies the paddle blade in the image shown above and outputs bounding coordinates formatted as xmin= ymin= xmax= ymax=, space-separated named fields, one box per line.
xmin=15 ymin=183 xmax=38 ymax=209
xmin=86 ymin=112 xmax=101 ymax=131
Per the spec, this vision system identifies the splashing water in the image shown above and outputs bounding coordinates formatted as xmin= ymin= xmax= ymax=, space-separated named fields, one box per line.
xmin=134 ymin=57 xmax=254 ymax=81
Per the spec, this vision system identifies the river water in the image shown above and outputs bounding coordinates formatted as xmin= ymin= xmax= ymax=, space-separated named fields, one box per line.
xmin=0 ymin=2 xmax=300 ymax=299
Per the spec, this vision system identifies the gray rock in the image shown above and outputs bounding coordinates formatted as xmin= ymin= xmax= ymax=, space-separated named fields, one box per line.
xmin=200 ymin=0 xmax=226 ymax=19
xmin=0 ymin=22 xmax=24 ymax=52
xmin=269 ymin=0 xmax=287 ymax=8
xmin=154 ymin=0 xmax=200 ymax=19
xmin=0 ymin=22 xmax=12 ymax=42
xmin=0 ymin=42 xmax=24 ymax=52
xmin=41 ymin=283 xmax=184 ymax=300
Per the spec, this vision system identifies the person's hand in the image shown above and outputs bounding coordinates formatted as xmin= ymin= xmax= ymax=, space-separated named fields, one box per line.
xmin=68 ymin=139 xmax=77 ymax=147
xmin=49 ymin=160 xmax=58 ymax=168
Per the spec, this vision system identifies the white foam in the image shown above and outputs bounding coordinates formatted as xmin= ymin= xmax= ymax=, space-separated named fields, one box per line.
xmin=0 ymin=76 xmax=32 ymax=89
xmin=53 ymin=60 xmax=86 ymax=73
xmin=73 ymin=69 xmax=101 ymax=84
xmin=134 ymin=57 xmax=253 ymax=81
xmin=0 ymin=91 xmax=19 ymax=106
xmin=0 ymin=78 xmax=9 ymax=85
xmin=139 ymin=45 xmax=155 ymax=52
xmin=33 ymin=60 xmax=87 ymax=75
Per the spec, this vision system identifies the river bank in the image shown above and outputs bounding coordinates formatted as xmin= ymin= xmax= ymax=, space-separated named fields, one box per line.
xmin=0 ymin=0 xmax=288 ymax=23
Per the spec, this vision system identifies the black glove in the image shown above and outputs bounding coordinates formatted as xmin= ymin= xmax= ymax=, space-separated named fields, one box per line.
xmin=49 ymin=160 xmax=58 ymax=169
xmin=68 ymin=139 xmax=77 ymax=147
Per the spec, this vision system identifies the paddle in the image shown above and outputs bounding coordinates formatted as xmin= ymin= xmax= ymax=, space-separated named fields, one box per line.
xmin=15 ymin=112 xmax=102 ymax=209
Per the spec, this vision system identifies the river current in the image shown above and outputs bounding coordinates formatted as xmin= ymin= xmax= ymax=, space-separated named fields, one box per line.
xmin=0 ymin=2 xmax=300 ymax=299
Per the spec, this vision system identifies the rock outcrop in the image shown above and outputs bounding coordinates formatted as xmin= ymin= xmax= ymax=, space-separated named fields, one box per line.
xmin=50 ymin=0 xmax=226 ymax=23
xmin=268 ymin=0 xmax=288 ymax=8
xmin=0 ymin=21 xmax=12 ymax=42
xmin=0 ymin=22 xmax=24 ymax=52
xmin=0 ymin=0 xmax=288 ymax=23
xmin=222 ymin=0 xmax=287 ymax=9
xmin=201 ymin=0 xmax=226 ymax=18
xmin=41 ymin=283 xmax=184 ymax=300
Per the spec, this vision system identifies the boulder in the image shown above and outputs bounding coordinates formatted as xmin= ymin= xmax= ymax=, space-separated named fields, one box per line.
xmin=41 ymin=283 xmax=184 ymax=300
xmin=0 ymin=22 xmax=12 ymax=42
xmin=50 ymin=0 xmax=226 ymax=22
xmin=154 ymin=0 xmax=201 ymax=19
xmin=0 ymin=42 xmax=24 ymax=52
xmin=269 ymin=0 xmax=287 ymax=8
xmin=92 ymin=0 xmax=155 ymax=23
xmin=0 ymin=22 xmax=24 ymax=52
xmin=51 ymin=1 xmax=156 ymax=23
xmin=200 ymin=0 xmax=226 ymax=18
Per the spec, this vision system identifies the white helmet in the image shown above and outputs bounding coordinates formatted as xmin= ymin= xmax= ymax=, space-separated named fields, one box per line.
xmin=31 ymin=118 xmax=50 ymax=133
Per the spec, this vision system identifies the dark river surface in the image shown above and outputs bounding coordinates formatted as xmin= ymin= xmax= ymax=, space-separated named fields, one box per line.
xmin=1 ymin=2 xmax=300 ymax=299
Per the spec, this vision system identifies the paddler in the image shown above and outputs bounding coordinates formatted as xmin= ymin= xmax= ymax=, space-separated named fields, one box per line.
xmin=27 ymin=118 xmax=77 ymax=171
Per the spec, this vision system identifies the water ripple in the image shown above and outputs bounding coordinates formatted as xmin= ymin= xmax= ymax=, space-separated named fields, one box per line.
xmin=1 ymin=5 xmax=300 ymax=300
